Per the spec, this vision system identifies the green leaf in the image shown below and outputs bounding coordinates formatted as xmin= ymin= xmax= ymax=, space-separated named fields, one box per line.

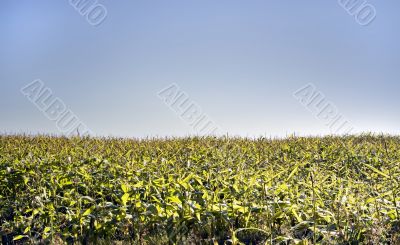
xmin=121 ymin=183 xmax=129 ymax=193
xmin=121 ymin=193 xmax=130 ymax=206
xmin=286 ymin=164 xmax=299 ymax=181
xmin=363 ymin=163 xmax=390 ymax=178
xmin=13 ymin=235 xmax=27 ymax=241
xmin=167 ymin=196 xmax=182 ymax=204
xmin=83 ymin=206 xmax=95 ymax=216
xmin=24 ymin=226 xmax=31 ymax=234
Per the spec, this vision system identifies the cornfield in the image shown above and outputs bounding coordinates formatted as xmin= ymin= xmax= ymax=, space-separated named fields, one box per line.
xmin=1 ymin=134 xmax=400 ymax=244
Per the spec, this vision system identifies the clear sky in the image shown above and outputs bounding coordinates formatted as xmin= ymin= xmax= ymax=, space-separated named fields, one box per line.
xmin=1 ymin=0 xmax=399 ymax=138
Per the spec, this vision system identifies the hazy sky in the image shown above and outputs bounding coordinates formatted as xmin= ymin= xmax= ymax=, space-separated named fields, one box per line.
xmin=1 ymin=0 xmax=399 ymax=138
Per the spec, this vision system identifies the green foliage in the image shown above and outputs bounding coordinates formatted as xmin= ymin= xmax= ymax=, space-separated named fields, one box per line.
xmin=0 ymin=134 xmax=400 ymax=244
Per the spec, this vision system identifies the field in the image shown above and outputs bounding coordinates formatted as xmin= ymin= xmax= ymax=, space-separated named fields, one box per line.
xmin=1 ymin=134 xmax=400 ymax=244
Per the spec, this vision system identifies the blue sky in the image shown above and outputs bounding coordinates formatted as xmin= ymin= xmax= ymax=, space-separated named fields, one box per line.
xmin=1 ymin=0 xmax=399 ymax=138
